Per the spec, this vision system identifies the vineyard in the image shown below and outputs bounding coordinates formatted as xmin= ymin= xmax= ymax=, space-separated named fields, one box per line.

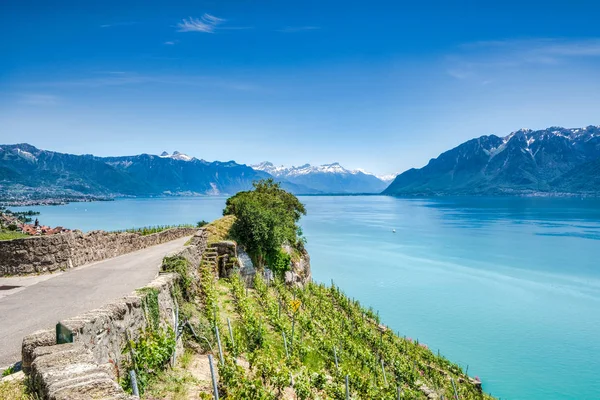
xmin=166 ymin=260 xmax=493 ymax=400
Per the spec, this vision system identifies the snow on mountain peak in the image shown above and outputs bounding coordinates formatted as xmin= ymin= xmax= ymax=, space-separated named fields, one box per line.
xmin=376 ymin=173 xmax=398 ymax=182
xmin=159 ymin=151 xmax=195 ymax=161
xmin=252 ymin=161 xmax=390 ymax=181
xmin=15 ymin=148 xmax=38 ymax=162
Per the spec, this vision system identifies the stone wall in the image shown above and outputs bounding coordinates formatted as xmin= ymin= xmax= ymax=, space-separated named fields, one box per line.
xmin=21 ymin=230 xmax=208 ymax=399
xmin=0 ymin=227 xmax=198 ymax=276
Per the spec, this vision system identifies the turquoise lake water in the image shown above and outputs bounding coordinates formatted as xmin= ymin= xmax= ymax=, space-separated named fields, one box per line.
xmin=13 ymin=196 xmax=600 ymax=399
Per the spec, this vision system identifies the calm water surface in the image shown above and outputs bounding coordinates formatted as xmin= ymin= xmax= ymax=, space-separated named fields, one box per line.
xmin=14 ymin=196 xmax=600 ymax=400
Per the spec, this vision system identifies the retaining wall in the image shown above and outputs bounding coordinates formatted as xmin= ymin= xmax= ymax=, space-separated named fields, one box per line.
xmin=21 ymin=230 xmax=208 ymax=400
xmin=0 ymin=227 xmax=198 ymax=276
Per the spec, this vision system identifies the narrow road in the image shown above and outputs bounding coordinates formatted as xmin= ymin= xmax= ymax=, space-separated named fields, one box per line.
xmin=0 ymin=236 xmax=191 ymax=367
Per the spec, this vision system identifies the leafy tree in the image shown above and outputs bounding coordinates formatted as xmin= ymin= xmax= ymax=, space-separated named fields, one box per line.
xmin=224 ymin=179 xmax=306 ymax=274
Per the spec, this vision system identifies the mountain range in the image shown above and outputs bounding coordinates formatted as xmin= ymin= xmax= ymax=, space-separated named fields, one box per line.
xmin=384 ymin=126 xmax=600 ymax=196
xmin=0 ymin=144 xmax=385 ymax=200
xmin=3 ymin=125 xmax=599 ymax=202
xmin=252 ymin=162 xmax=392 ymax=194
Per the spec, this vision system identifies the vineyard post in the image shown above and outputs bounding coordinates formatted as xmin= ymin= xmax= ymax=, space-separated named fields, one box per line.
xmin=381 ymin=359 xmax=387 ymax=385
xmin=451 ymin=378 xmax=459 ymax=399
xmin=215 ymin=325 xmax=224 ymax=365
xmin=466 ymin=365 xmax=469 ymax=375
xmin=129 ymin=370 xmax=139 ymax=397
xmin=282 ymin=331 xmax=289 ymax=359
xmin=334 ymin=346 xmax=339 ymax=371
xmin=345 ymin=374 xmax=350 ymax=400
xmin=208 ymin=354 xmax=219 ymax=400
xmin=291 ymin=315 xmax=296 ymax=350
xmin=397 ymin=386 xmax=402 ymax=400
xmin=227 ymin=317 xmax=235 ymax=350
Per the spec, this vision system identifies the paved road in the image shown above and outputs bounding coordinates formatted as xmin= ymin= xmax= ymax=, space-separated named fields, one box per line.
xmin=0 ymin=236 xmax=191 ymax=367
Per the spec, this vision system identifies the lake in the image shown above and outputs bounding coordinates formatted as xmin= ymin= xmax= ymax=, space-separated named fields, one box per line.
xmin=13 ymin=195 xmax=600 ymax=399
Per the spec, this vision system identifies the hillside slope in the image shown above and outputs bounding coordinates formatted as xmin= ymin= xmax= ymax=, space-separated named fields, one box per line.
xmin=384 ymin=126 xmax=600 ymax=196
xmin=146 ymin=219 xmax=491 ymax=400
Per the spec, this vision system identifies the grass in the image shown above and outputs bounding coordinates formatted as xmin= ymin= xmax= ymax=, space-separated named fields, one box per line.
xmin=144 ymin=351 xmax=200 ymax=400
xmin=202 ymin=215 xmax=235 ymax=243
xmin=0 ymin=378 xmax=36 ymax=400
xmin=0 ymin=230 xmax=29 ymax=241
xmin=114 ymin=224 xmax=195 ymax=236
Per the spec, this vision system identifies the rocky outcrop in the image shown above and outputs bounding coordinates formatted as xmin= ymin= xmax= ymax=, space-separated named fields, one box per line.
xmin=221 ymin=242 xmax=311 ymax=287
xmin=0 ymin=227 xmax=198 ymax=276
xmin=283 ymin=245 xmax=312 ymax=287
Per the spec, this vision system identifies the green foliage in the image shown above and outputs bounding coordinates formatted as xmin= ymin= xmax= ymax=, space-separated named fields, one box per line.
xmin=224 ymin=179 xmax=306 ymax=274
xmin=137 ymin=288 xmax=161 ymax=331
xmin=162 ymin=256 xmax=193 ymax=300
xmin=196 ymin=220 xmax=209 ymax=228
xmin=115 ymin=224 xmax=194 ymax=236
xmin=1 ymin=365 xmax=15 ymax=377
xmin=121 ymin=326 xmax=176 ymax=395
xmin=0 ymin=230 xmax=28 ymax=240
xmin=206 ymin=272 xmax=492 ymax=399
xmin=269 ymin=250 xmax=292 ymax=277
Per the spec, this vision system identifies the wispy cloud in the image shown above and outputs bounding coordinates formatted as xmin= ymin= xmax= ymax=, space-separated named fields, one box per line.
xmin=177 ymin=14 xmax=225 ymax=33
xmin=18 ymin=94 xmax=60 ymax=106
xmin=462 ymin=38 xmax=600 ymax=58
xmin=278 ymin=26 xmax=320 ymax=33
xmin=30 ymin=72 xmax=260 ymax=92
xmin=446 ymin=38 xmax=600 ymax=82
xmin=164 ymin=41 xmax=177 ymax=45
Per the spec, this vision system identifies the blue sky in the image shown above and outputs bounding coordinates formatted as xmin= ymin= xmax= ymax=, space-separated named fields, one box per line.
xmin=2 ymin=0 xmax=600 ymax=175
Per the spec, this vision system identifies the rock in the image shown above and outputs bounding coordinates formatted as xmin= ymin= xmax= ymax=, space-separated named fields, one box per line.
xmin=30 ymin=343 xmax=133 ymax=400
xmin=0 ymin=370 xmax=24 ymax=383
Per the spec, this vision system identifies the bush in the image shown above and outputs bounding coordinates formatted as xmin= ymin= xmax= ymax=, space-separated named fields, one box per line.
xmin=223 ymin=179 xmax=306 ymax=276
xmin=121 ymin=326 xmax=176 ymax=395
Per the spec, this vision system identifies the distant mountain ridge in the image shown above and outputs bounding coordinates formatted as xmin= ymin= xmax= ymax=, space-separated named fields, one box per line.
xmin=252 ymin=161 xmax=391 ymax=193
xmin=384 ymin=126 xmax=600 ymax=196
xmin=0 ymin=144 xmax=322 ymax=200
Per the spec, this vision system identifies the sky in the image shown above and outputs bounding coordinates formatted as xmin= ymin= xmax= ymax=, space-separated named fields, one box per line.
xmin=2 ymin=0 xmax=600 ymax=176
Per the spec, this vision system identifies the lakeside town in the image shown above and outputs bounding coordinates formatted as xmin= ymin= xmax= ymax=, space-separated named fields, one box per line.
xmin=0 ymin=207 xmax=69 ymax=239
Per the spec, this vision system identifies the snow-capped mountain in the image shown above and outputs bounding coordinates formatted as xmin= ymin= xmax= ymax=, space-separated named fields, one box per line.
xmin=384 ymin=126 xmax=600 ymax=196
xmin=252 ymin=162 xmax=390 ymax=193
xmin=376 ymin=173 xmax=398 ymax=183
xmin=160 ymin=151 xmax=195 ymax=162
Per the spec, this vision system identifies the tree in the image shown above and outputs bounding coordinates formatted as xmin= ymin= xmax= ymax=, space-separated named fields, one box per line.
xmin=224 ymin=179 xmax=306 ymax=275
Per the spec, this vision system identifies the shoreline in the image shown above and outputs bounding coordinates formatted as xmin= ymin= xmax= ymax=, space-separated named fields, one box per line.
xmin=5 ymin=190 xmax=599 ymax=208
